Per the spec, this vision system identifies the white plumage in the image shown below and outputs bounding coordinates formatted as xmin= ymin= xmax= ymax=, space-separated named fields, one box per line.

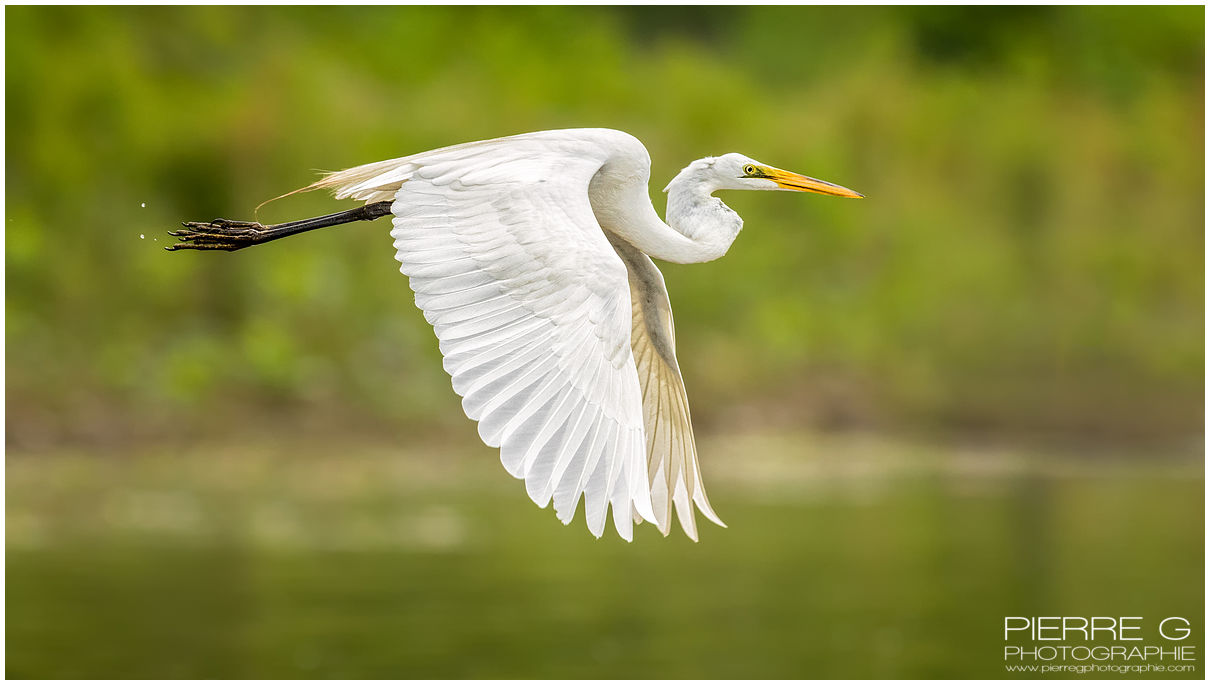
xmin=288 ymin=128 xmax=863 ymax=541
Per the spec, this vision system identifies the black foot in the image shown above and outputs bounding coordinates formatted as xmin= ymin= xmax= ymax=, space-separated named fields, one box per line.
xmin=168 ymin=201 xmax=394 ymax=253
xmin=166 ymin=218 xmax=275 ymax=251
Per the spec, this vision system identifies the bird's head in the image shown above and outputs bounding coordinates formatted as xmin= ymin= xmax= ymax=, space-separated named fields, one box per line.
xmin=667 ymin=153 xmax=864 ymax=198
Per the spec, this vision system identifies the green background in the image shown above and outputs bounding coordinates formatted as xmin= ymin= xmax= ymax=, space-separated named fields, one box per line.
xmin=6 ymin=6 xmax=1204 ymax=679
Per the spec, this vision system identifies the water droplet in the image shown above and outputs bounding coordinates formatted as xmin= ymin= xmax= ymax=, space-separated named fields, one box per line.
xmin=139 ymin=234 xmax=145 ymax=239
xmin=140 ymin=202 xmax=146 ymax=208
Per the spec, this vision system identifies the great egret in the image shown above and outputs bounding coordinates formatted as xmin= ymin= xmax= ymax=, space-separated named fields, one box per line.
xmin=169 ymin=128 xmax=862 ymax=541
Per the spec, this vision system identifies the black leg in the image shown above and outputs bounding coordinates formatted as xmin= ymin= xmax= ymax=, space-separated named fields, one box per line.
xmin=167 ymin=200 xmax=393 ymax=252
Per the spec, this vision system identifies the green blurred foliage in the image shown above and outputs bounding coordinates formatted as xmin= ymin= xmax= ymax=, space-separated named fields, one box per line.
xmin=5 ymin=5 xmax=1204 ymax=446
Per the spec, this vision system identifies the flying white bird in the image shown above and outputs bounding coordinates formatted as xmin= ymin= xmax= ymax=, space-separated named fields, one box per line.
xmin=169 ymin=128 xmax=862 ymax=541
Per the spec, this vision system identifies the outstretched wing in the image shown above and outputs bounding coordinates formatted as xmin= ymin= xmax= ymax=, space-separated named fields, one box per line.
xmin=308 ymin=131 xmax=659 ymax=539
xmin=607 ymin=235 xmax=725 ymax=541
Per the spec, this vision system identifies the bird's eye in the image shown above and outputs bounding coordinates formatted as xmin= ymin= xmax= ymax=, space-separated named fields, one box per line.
xmin=743 ymin=164 xmax=758 ymax=176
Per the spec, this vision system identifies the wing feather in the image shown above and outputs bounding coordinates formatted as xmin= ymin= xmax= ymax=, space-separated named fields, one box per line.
xmin=605 ymin=233 xmax=725 ymax=540
xmin=330 ymin=131 xmax=665 ymax=540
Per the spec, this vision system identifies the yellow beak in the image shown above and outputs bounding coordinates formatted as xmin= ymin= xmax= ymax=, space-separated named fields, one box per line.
xmin=764 ymin=167 xmax=864 ymax=198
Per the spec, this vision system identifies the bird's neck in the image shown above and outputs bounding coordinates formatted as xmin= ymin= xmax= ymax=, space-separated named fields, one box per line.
xmin=594 ymin=174 xmax=741 ymax=265
xmin=663 ymin=179 xmax=743 ymax=262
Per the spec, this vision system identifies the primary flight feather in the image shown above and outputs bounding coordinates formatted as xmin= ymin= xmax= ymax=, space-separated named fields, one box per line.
xmin=169 ymin=128 xmax=863 ymax=541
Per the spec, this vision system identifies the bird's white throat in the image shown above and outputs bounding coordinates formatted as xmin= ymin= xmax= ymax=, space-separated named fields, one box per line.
xmin=664 ymin=177 xmax=743 ymax=262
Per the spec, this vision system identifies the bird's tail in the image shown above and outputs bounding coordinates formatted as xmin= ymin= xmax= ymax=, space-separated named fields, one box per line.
xmin=255 ymin=157 xmax=418 ymax=215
